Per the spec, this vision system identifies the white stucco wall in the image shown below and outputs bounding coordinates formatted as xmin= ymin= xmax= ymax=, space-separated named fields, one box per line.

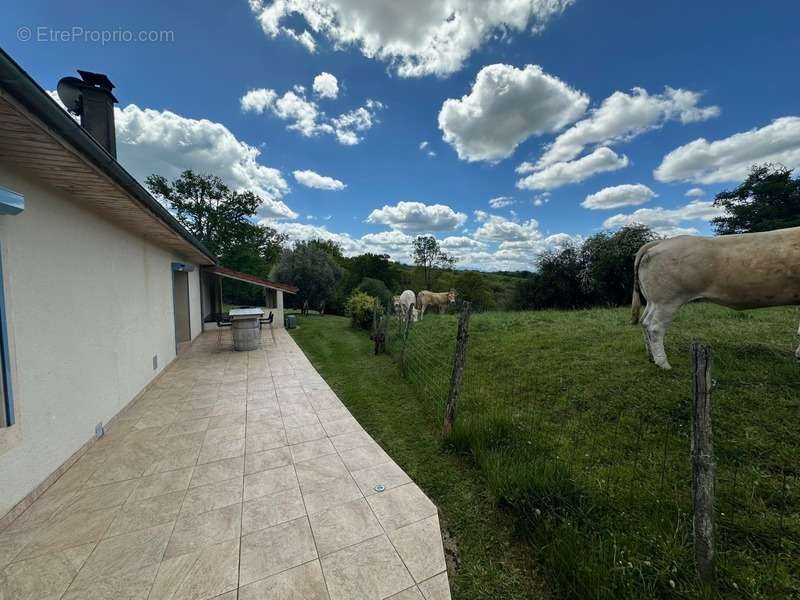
xmin=0 ymin=165 xmax=203 ymax=516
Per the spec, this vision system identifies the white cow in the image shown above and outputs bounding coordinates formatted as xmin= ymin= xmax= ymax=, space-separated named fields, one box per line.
xmin=631 ymin=228 xmax=800 ymax=369
xmin=416 ymin=289 xmax=457 ymax=320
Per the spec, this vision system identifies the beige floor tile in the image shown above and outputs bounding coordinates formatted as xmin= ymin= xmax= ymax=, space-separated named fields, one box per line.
xmin=244 ymin=446 xmax=293 ymax=475
xmin=106 ymin=490 xmax=183 ymax=537
xmin=281 ymin=412 xmax=320 ymax=429
xmin=320 ymin=534 xmax=414 ymax=600
xmin=165 ymin=503 xmax=241 ymax=559
xmin=338 ymin=443 xmax=391 ymax=472
xmin=60 ymin=479 xmax=139 ymax=515
xmin=243 ymin=464 xmax=298 ymax=501
xmin=301 ymin=476 xmax=363 ymax=515
xmin=70 ymin=522 xmax=171 ymax=588
xmin=239 ymin=516 xmax=317 ymax=586
xmin=61 ymin=563 xmax=159 ymax=600
xmin=190 ymin=456 xmax=244 ymax=489
xmin=148 ymin=538 xmax=239 ymax=600
xmin=387 ymin=587 xmax=425 ymax=599
xmin=329 ymin=430 xmax=374 ymax=453
xmin=180 ymin=479 xmax=242 ymax=516
xmin=207 ymin=412 xmax=245 ymax=429
xmin=0 ymin=543 xmax=93 ymax=600
xmin=351 ymin=461 xmax=412 ymax=496
xmin=367 ymin=484 xmax=437 ymax=531
xmin=388 ymin=516 xmax=446 ymax=583
xmin=16 ymin=506 xmax=118 ymax=561
xmin=418 ymin=572 xmax=451 ymax=600
xmin=289 ymin=438 xmax=336 ymax=463
xmin=308 ymin=498 xmax=383 ymax=557
xmin=203 ymin=424 xmax=246 ymax=446
xmin=0 ymin=529 xmax=36 ymax=568
xmin=315 ymin=406 xmax=350 ymax=425
xmin=294 ymin=454 xmax=350 ymax=490
xmin=197 ymin=438 xmax=245 ymax=465
xmin=128 ymin=467 xmax=193 ymax=504
xmin=242 ymin=487 xmax=306 ymax=535
xmin=238 ymin=560 xmax=329 ymax=600
xmin=245 ymin=430 xmax=287 ymax=454
xmin=285 ymin=423 xmax=327 ymax=445
xmin=321 ymin=417 xmax=363 ymax=437
xmin=143 ymin=449 xmax=201 ymax=476
xmin=85 ymin=448 xmax=156 ymax=487
xmin=163 ymin=418 xmax=210 ymax=437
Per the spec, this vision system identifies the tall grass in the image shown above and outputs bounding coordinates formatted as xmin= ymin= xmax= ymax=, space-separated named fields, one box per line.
xmin=388 ymin=304 xmax=800 ymax=598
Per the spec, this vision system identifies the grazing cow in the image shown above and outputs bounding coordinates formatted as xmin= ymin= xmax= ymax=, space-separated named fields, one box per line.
xmin=631 ymin=228 xmax=800 ymax=369
xmin=399 ymin=290 xmax=416 ymax=315
xmin=417 ymin=289 xmax=457 ymax=319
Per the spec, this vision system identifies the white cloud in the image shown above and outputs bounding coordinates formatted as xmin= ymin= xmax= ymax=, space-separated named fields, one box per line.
xmin=266 ymin=220 xmax=365 ymax=255
xmin=438 ymin=64 xmax=588 ymax=162
xmin=516 ymin=147 xmax=629 ymax=190
xmin=241 ymin=84 xmax=382 ymax=145
xmin=535 ymin=87 xmax=719 ymax=168
xmin=489 ymin=196 xmax=514 ymax=209
xmin=292 ymin=169 xmax=346 ymax=190
xmin=581 ymin=183 xmax=656 ymax=210
xmin=532 ymin=192 xmax=550 ymax=206
xmin=419 ymin=141 xmax=429 ymax=150
xmin=473 ymin=211 xmax=541 ymax=242
xmin=654 ymin=117 xmax=800 ymax=184
xmin=602 ymin=200 xmax=723 ymax=236
xmin=685 ymin=187 xmax=705 ymax=197
xmin=367 ymin=201 xmax=468 ymax=231
xmin=95 ymin=102 xmax=295 ymax=218
xmin=440 ymin=236 xmax=486 ymax=250
xmin=360 ymin=230 xmax=414 ymax=259
xmin=249 ymin=0 xmax=574 ymax=78
xmin=313 ymin=72 xmax=339 ymax=99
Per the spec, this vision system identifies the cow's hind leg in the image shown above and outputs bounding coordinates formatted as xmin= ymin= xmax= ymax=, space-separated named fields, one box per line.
xmin=639 ymin=303 xmax=655 ymax=362
xmin=643 ymin=301 xmax=682 ymax=370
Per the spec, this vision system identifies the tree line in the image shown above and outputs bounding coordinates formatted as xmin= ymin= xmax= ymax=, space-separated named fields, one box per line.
xmin=148 ymin=165 xmax=800 ymax=315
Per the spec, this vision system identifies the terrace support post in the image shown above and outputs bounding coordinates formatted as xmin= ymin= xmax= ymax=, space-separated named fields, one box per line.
xmin=443 ymin=301 xmax=471 ymax=437
xmin=691 ymin=341 xmax=716 ymax=590
xmin=400 ymin=304 xmax=413 ymax=374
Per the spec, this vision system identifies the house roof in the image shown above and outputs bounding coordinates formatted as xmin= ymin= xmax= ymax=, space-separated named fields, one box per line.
xmin=205 ymin=265 xmax=298 ymax=294
xmin=0 ymin=49 xmax=217 ymax=265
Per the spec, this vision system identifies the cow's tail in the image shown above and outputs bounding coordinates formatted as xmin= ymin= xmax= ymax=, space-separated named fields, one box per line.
xmin=631 ymin=241 xmax=658 ymax=324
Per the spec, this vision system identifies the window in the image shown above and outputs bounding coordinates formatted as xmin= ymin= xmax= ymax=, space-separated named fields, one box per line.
xmin=0 ymin=244 xmax=12 ymax=427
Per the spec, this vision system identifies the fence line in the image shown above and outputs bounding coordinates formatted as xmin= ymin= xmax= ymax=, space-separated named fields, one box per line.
xmin=373 ymin=300 xmax=797 ymax=595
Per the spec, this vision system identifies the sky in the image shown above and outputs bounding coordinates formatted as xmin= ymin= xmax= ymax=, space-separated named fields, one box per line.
xmin=4 ymin=1 xmax=800 ymax=271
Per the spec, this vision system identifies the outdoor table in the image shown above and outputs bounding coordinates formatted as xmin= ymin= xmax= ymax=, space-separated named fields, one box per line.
xmin=228 ymin=308 xmax=264 ymax=351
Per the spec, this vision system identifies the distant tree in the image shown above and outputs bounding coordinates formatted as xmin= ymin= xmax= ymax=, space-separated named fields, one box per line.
xmin=454 ymin=271 xmax=495 ymax=311
xmin=273 ymin=241 xmax=343 ymax=311
xmin=712 ymin=164 xmax=800 ymax=234
xmin=146 ymin=170 xmax=287 ymax=273
xmin=580 ymin=224 xmax=660 ymax=306
xmin=356 ymin=277 xmax=392 ymax=307
xmin=412 ymin=236 xmax=455 ymax=287
xmin=347 ymin=253 xmax=400 ymax=290
xmin=308 ymin=238 xmax=346 ymax=265
xmin=513 ymin=244 xmax=588 ymax=310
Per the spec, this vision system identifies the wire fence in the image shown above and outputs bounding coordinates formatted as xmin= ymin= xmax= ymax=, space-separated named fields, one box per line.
xmin=375 ymin=299 xmax=800 ymax=598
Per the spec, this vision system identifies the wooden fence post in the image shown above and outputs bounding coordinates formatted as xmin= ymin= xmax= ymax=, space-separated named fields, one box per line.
xmin=400 ymin=304 xmax=414 ymax=373
xmin=691 ymin=341 xmax=716 ymax=589
xmin=443 ymin=301 xmax=471 ymax=437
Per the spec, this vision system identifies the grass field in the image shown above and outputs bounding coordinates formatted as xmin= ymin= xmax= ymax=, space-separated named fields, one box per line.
xmin=291 ymin=304 xmax=800 ymax=599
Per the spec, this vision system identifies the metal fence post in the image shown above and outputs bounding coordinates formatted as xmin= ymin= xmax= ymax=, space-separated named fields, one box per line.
xmin=400 ymin=303 xmax=413 ymax=374
xmin=691 ymin=341 xmax=716 ymax=589
xmin=443 ymin=301 xmax=471 ymax=437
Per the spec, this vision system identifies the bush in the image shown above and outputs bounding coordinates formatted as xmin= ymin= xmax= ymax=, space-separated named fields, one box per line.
xmin=272 ymin=241 xmax=343 ymax=313
xmin=345 ymin=290 xmax=381 ymax=330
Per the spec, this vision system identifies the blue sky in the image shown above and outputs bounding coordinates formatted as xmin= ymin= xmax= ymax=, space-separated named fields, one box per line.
xmin=5 ymin=1 xmax=800 ymax=270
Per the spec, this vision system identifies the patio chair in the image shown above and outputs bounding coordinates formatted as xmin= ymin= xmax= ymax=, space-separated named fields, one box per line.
xmin=260 ymin=311 xmax=274 ymax=340
xmin=216 ymin=314 xmax=232 ymax=346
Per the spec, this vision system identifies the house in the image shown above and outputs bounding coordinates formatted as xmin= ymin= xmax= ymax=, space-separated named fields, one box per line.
xmin=0 ymin=49 xmax=296 ymax=521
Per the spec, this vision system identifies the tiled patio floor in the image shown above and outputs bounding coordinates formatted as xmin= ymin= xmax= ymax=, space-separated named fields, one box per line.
xmin=0 ymin=329 xmax=451 ymax=600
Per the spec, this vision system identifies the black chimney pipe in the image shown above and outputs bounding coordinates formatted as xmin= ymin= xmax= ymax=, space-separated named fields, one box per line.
xmin=56 ymin=70 xmax=118 ymax=158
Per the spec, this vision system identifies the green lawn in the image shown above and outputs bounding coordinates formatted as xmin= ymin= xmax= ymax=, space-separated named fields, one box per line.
xmin=291 ymin=305 xmax=800 ymax=599
xmin=289 ymin=314 xmax=550 ymax=600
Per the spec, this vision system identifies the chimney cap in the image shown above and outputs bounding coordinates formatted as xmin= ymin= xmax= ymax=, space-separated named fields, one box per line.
xmin=77 ymin=70 xmax=116 ymax=95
